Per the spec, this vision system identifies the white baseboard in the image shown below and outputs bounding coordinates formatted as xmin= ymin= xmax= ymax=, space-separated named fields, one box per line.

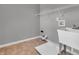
xmin=0 ymin=36 xmax=40 ymax=48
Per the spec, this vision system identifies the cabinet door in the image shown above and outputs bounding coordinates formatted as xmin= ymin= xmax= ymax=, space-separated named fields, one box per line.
xmin=70 ymin=32 xmax=79 ymax=50
xmin=57 ymin=30 xmax=71 ymax=46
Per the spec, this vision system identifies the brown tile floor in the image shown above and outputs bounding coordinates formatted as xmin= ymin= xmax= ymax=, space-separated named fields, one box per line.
xmin=0 ymin=38 xmax=47 ymax=55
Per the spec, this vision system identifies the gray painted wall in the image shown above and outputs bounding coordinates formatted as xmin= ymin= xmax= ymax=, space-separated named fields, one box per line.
xmin=40 ymin=4 xmax=79 ymax=43
xmin=0 ymin=4 xmax=79 ymax=45
xmin=0 ymin=4 xmax=40 ymax=45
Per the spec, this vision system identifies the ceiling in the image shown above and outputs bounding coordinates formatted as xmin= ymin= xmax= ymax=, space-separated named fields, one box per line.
xmin=40 ymin=4 xmax=79 ymax=15
xmin=40 ymin=4 xmax=70 ymax=12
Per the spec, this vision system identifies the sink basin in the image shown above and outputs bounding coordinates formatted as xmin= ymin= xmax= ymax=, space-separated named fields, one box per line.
xmin=61 ymin=27 xmax=79 ymax=33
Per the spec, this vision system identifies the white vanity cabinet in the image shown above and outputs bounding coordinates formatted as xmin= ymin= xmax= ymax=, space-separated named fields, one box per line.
xmin=57 ymin=28 xmax=79 ymax=54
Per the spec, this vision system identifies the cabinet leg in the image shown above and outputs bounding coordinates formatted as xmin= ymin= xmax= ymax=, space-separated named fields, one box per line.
xmin=63 ymin=45 xmax=66 ymax=54
xmin=58 ymin=43 xmax=67 ymax=55
xmin=58 ymin=43 xmax=62 ymax=55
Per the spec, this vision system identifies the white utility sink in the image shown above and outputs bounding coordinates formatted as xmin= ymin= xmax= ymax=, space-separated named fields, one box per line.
xmin=57 ymin=28 xmax=79 ymax=50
